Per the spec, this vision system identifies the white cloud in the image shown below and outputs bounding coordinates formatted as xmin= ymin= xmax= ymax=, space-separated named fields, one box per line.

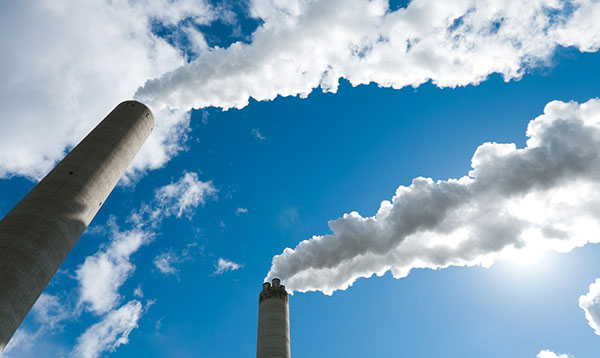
xmin=236 ymin=207 xmax=248 ymax=215
xmin=1 ymin=329 xmax=34 ymax=356
xmin=252 ymin=128 xmax=266 ymax=140
xmin=278 ymin=207 xmax=300 ymax=228
xmin=136 ymin=0 xmax=600 ymax=112
xmin=154 ymin=250 xmax=179 ymax=276
xmin=31 ymin=293 xmax=71 ymax=331
xmin=133 ymin=286 xmax=144 ymax=298
xmin=76 ymin=227 xmax=151 ymax=314
xmin=0 ymin=0 xmax=218 ymax=180
xmin=154 ymin=172 xmax=217 ymax=219
xmin=579 ymin=278 xmax=600 ymax=335
xmin=1 ymin=293 xmax=73 ymax=356
xmin=77 ymin=171 xmax=214 ymax=313
xmin=154 ymin=242 xmax=201 ymax=278
xmin=537 ymin=350 xmax=573 ymax=358
xmin=266 ymin=98 xmax=600 ymax=294
xmin=71 ymin=300 xmax=143 ymax=358
xmin=214 ymin=258 xmax=243 ymax=275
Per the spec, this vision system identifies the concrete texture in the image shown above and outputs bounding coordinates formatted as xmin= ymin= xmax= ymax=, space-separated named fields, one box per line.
xmin=0 ymin=100 xmax=154 ymax=352
xmin=257 ymin=278 xmax=291 ymax=358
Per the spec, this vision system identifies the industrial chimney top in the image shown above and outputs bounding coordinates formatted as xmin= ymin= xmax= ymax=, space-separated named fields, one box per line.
xmin=259 ymin=278 xmax=288 ymax=303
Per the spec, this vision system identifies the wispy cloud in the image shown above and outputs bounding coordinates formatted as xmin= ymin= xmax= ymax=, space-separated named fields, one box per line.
xmin=69 ymin=171 xmax=215 ymax=354
xmin=2 ymin=293 xmax=73 ymax=356
xmin=1 ymin=329 xmax=35 ymax=356
xmin=133 ymin=286 xmax=144 ymax=299
xmin=78 ymin=172 xmax=214 ymax=313
xmin=235 ymin=207 xmax=248 ymax=215
xmin=71 ymin=300 xmax=145 ymax=358
xmin=154 ymin=172 xmax=217 ymax=219
xmin=154 ymin=250 xmax=179 ymax=276
xmin=153 ymin=243 xmax=200 ymax=279
xmin=31 ymin=293 xmax=72 ymax=331
xmin=214 ymin=258 xmax=243 ymax=275
xmin=278 ymin=207 xmax=300 ymax=228
xmin=252 ymin=128 xmax=266 ymax=140
xmin=267 ymin=98 xmax=600 ymax=294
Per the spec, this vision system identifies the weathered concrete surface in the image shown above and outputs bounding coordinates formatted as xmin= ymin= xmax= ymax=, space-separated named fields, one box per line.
xmin=0 ymin=100 xmax=154 ymax=352
xmin=257 ymin=278 xmax=291 ymax=358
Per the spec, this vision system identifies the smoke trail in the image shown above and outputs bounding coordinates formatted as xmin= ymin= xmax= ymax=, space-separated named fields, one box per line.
xmin=266 ymin=98 xmax=600 ymax=294
xmin=136 ymin=0 xmax=600 ymax=111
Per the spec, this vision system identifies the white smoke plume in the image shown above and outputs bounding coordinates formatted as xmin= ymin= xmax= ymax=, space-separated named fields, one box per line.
xmin=4 ymin=0 xmax=600 ymax=180
xmin=136 ymin=0 xmax=600 ymax=111
xmin=266 ymin=98 xmax=600 ymax=294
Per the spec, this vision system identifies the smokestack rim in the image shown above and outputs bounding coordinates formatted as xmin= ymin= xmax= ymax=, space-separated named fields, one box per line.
xmin=118 ymin=100 xmax=155 ymax=128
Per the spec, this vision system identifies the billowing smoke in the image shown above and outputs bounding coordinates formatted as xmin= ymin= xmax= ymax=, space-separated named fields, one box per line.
xmin=266 ymin=98 xmax=600 ymax=294
xmin=136 ymin=0 xmax=600 ymax=111
xmin=4 ymin=0 xmax=600 ymax=180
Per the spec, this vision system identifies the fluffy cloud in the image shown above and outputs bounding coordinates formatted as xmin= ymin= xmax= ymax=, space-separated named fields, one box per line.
xmin=76 ymin=227 xmax=151 ymax=314
xmin=266 ymin=98 xmax=600 ymax=294
xmin=0 ymin=0 xmax=215 ymax=179
xmin=579 ymin=278 xmax=600 ymax=335
xmin=71 ymin=300 xmax=143 ymax=358
xmin=137 ymin=0 xmax=600 ymax=111
xmin=214 ymin=258 xmax=243 ymax=275
xmin=537 ymin=350 xmax=573 ymax=358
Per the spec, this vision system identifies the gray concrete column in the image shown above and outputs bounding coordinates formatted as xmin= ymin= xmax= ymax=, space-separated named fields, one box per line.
xmin=257 ymin=278 xmax=291 ymax=358
xmin=0 ymin=100 xmax=154 ymax=352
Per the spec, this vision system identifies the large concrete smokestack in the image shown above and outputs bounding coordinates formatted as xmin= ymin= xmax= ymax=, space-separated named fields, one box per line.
xmin=257 ymin=278 xmax=291 ymax=358
xmin=0 ymin=100 xmax=154 ymax=351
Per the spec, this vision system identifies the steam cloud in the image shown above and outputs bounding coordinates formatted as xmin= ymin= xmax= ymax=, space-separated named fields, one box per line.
xmin=266 ymin=98 xmax=600 ymax=294
xmin=136 ymin=0 xmax=600 ymax=111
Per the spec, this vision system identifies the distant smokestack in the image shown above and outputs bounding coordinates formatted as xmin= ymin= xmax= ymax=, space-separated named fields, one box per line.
xmin=0 ymin=100 xmax=154 ymax=352
xmin=257 ymin=278 xmax=291 ymax=358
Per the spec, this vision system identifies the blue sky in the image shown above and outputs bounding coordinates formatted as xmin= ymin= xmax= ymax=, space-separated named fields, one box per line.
xmin=2 ymin=1 xmax=600 ymax=358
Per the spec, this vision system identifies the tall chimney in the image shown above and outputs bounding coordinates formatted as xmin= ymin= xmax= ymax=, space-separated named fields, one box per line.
xmin=257 ymin=278 xmax=291 ymax=358
xmin=0 ymin=100 xmax=154 ymax=352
